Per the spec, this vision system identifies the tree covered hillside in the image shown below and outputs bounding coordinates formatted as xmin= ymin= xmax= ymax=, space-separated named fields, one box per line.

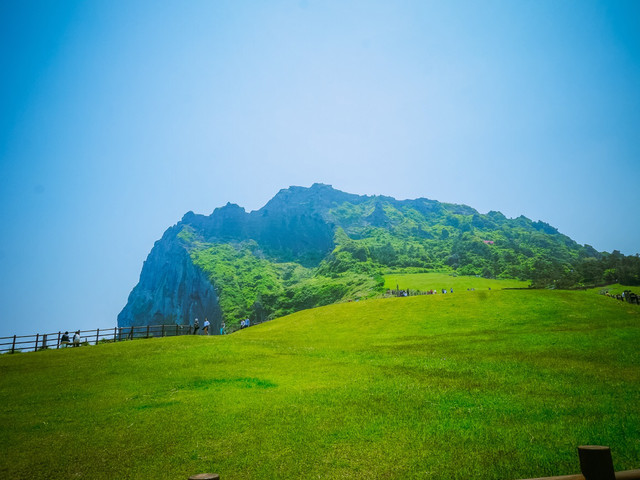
xmin=119 ymin=184 xmax=639 ymax=330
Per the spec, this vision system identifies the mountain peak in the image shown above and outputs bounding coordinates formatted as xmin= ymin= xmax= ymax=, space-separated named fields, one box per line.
xmin=261 ymin=184 xmax=365 ymax=214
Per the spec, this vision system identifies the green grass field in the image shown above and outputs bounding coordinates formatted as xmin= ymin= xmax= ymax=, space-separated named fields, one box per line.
xmin=384 ymin=272 xmax=530 ymax=291
xmin=1 ymin=289 xmax=639 ymax=479
xmin=585 ymin=283 xmax=639 ymax=296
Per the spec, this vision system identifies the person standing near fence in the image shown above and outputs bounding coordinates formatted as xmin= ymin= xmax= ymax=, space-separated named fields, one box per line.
xmin=203 ymin=318 xmax=210 ymax=335
xmin=73 ymin=331 xmax=81 ymax=347
xmin=193 ymin=318 xmax=199 ymax=335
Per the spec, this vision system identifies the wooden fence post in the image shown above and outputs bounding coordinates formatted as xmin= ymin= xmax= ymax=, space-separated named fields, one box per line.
xmin=11 ymin=335 xmax=16 ymax=353
xmin=42 ymin=334 xmax=47 ymax=350
xmin=57 ymin=332 xmax=61 ymax=349
xmin=96 ymin=328 xmax=100 ymax=345
xmin=578 ymin=445 xmax=616 ymax=480
xmin=162 ymin=324 xmax=165 ymax=337
xmin=35 ymin=333 xmax=39 ymax=352
xmin=114 ymin=327 xmax=117 ymax=342
xmin=176 ymin=324 xmax=179 ymax=336
xmin=146 ymin=325 xmax=150 ymax=338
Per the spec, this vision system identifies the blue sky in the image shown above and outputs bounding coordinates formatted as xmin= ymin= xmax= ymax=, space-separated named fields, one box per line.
xmin=1 ymin=0 xmax=639 ymax=338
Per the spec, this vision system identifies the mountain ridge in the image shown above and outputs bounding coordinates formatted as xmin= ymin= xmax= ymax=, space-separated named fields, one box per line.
xmin=118 ymin=184 xmax=637 ymax=332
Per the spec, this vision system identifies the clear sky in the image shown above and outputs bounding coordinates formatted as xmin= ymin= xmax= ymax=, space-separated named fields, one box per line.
xmin=1 ymin=0 xmax=639 ymax=338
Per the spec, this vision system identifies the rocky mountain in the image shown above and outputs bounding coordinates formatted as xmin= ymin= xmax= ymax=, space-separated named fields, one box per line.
xmin=118 ymin=226 xmax=221 ymax=328
xmin=119 ymin=183 xmax=633 ymax=333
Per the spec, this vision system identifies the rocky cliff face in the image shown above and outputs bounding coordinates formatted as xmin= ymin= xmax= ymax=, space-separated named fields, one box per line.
xmin=118 ymin=184 xmax=347 ymax=331
xmin=117 ymin=226 xmax=222 ymax=331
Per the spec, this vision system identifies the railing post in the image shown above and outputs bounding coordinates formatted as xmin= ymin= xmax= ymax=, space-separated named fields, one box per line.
xmin=11 ymin=335 xmax=16 ymax=353
xmin=96 ymin=328 xmax=100 ymax=345
xmin=578 ymin=445 xmax=616 ymax=480
xmin=176 ymin=324 xmax=179 ymax=336
xmin=114 ymin=327 xmax=117 ymax=342
xmin=162 ymin=324 xmax=165 ymax=337
xmin=57 ymin=332 xmax=61 ymax=349
xmin=146 ymin=325 xmax=150 ymax=338
xmin=35 ymin=333 xmax=39 ymax=352
xmin=42 ymin=334 xmax=47 ymax=350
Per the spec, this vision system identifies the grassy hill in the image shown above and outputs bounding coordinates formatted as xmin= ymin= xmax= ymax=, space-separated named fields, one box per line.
xmin=383 ymin=271 xmax=530 ymax=291
xmin=2 ymin=290 xmax=639 ymax=479
xmin=121 ymin=185 xmax=640 ymax=332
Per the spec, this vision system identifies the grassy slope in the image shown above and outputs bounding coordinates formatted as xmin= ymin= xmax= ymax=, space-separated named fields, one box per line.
xmin=384 ymin=272 xmax=530 ymax=291
xmin=1 ymin=290 xmax=639 ymax=479
xmin=585 ymin=283 xmax=640 ymax=296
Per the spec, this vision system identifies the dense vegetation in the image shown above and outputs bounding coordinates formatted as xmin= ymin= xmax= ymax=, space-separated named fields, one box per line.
xmin=170 ymin=185 xmax=639 ymax=327
xmin=188 ymin=237 xmax=381 ymax=323
xmin=2 ymin=290 xmax=639 ymax=479
xmin=528 ymin=249 xmax=640 ymax=288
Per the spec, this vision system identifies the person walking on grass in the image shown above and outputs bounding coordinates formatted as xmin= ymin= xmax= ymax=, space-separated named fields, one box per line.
xmin=193 ymin=318 xmax=199 ymax=335
xmin=203 ymin=318 xmax=210 ymax=335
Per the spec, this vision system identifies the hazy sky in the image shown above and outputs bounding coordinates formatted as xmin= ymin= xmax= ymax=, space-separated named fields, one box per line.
xmin=1 ymin=0 xmax=639 ymax=338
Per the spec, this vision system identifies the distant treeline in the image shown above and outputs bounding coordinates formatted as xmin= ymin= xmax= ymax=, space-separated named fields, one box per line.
xmin=528 ymin=250 xmax=640 ymax=288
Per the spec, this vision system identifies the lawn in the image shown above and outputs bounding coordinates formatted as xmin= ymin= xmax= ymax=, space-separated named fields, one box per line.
xmin=1 ymin=289 xmax=639 ymax=479
xmin=383 ymin=271 xmax=530 ymax=292
xmin=585 ymin=283 xmax=640 ymax=296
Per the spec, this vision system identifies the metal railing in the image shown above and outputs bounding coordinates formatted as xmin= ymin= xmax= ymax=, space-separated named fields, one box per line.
xmin=0 ymin=324 xmax=200 ymax=353
xmin=0 ymin=318 xmax=274 ymax=354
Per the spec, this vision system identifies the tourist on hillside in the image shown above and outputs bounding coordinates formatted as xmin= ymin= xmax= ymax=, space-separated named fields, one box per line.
xmin=240 ymin=319 xmax=246 ymax=329
xmin=245 ymin=318 xmax=250 ymax=328
xmin=220 ymin=322 xmax=225 ymax=335
xmin=72 ymin=331 xmax=81 ymax=347
xmin=193 ymin=318 xmax=199 ymax=335
xmin=60 ymin=331 xmax=70 ymax=347
xmin=203 ymin=318 xmax=210 ymax=335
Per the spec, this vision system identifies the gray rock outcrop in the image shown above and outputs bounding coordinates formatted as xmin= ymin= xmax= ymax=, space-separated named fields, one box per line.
xmin=117 ymin=225 xmax=222 ymax=332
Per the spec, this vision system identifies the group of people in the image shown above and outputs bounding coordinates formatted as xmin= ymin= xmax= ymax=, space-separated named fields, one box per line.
xmin=390 ymin=286 xmax=494 ymax=297
xmin=605 ymin=290 xmax=639 ymax=304
xmin=389 ymin=288 xmax=455 ymax=297
xmin=59 ymin=331 xmax=81 ymax=347
xmin=192 ymin=318 xmax=211 ymax=335
xmin=190 ymin=317 xmax=254 ymax=336
xmin=190 ymin=317 xmax=252 ymax=335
